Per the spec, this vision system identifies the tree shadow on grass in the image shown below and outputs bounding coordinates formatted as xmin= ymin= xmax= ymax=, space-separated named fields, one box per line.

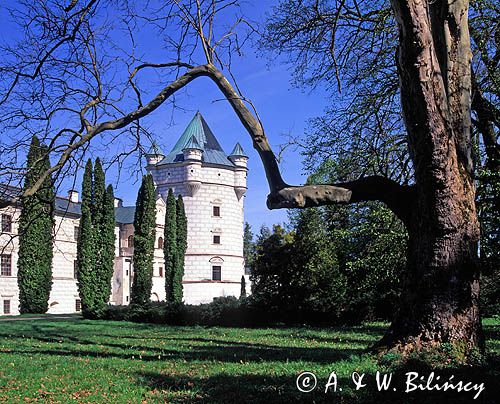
xmin=4 ymin=338 xmax=364 ymax=364
xmin=135 ymin=359 xmax=500 ymax=404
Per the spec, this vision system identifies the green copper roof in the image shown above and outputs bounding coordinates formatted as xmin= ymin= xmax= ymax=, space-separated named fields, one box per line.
xmin=183 ymin=135 xmax=202 ymax=151
xmin=229 ymin=142 xmax=248 ymax=158
xmin=158 ymin=112 xmax=235 ymax=167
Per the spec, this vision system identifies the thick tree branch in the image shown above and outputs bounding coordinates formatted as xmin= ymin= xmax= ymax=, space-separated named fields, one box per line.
xmin=266 ymin=175 xmax=414 ymax=225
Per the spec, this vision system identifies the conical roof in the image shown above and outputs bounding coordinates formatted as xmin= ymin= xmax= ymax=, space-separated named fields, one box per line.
xmin=229 ymin=142 xmax=248 ymax=158
xmin=158 ymin=112 xmax=234 ymax=167
xmin=182 ymin=135 xmax=202 ymax=151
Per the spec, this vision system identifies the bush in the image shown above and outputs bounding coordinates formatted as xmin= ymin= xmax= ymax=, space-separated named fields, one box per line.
xmin=101 ymin=296 xmax=359 ymax=328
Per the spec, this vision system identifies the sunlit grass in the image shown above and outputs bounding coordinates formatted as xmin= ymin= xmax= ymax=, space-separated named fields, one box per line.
xmin=0 ymin=318 xmax=498 ymax=403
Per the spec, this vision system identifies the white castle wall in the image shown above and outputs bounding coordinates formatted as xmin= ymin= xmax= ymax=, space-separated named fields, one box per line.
xmin=149 ymin=159 xmax=246 ymax=304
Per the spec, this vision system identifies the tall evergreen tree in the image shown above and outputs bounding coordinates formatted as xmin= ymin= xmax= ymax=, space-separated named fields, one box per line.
xmin=76 ymin=159 xmax=116 ymax=318
xmin=77 ymin=159 xmax=97 ymax=317
xmin=98 ymin=184 xmax=116 ymax=310
xmin=173 ymin=195 xmax=187 ymax=303
xmin=18 ymin=136 xmax=55 ymax=314
xmin=243 ymin=222 xmax=255 ymax=274
xmin=164 ymin=188 xmax=177 ymax=302
xmin=130 ymin=174 xmax=156 ymax=306
xmin=240 ymin=276 xmax=246 ymax=299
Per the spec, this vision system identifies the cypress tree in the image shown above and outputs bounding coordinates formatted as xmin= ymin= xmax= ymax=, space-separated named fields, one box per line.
xmin=240 ymin=275 xmax=246 ymax=299
xmin=77 ymin=159 xmax=97 ymax=318
xmin=173 ymin=195 xmax=187 ymax=303
xmin=18 ymin=136 xmax=55 ymax=314
xmin=97 ymin=184 xmax=116 ymax=311
xmin=92 ymin=158 xmax=105 ymax=229
xmin=76 ymin=159 xmax=116 ymax=318
xmin=164 ymin=188 xmax=177 ymax=302
xmin=130 ymin=174 xmax=156 ymax=306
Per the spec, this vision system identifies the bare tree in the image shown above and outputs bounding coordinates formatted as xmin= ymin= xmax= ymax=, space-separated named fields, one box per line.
xmin=0 ymin=0 xmax=491 ymax=358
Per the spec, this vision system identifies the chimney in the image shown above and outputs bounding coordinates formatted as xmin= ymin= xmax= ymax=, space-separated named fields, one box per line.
xmin=68 ymin=190 xmax=79 ymax=203
xmin=114 ymin=197 xmax=123 ymax=208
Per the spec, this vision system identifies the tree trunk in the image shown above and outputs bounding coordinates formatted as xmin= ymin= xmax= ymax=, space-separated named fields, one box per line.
xmin=378 ymin=0 xmax=484 ymax=357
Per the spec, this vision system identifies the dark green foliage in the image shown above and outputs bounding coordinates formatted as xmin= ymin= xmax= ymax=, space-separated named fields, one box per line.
xmin=292 ymin=207 xmax=347 ymax=317
xmin=98 ymin=185 xmax=116 ymax=307
xmin=17 ymin=136 xmax=55 ymax=314
xmin=164 ymin=188 xmax=177 ymax=302
xmin=243 ymin=222 xmax=255 ymax=274
xmin=478 ymin=165 xmax=500 ymax=316
xmin=173 ymin=194 xmax=187 ymax=303
xmin=77 ymin=160 xmax=97 ymax=318
xmin=251 ymin=216 xmax=346 ymax=322
xmin=130 ymin=174 xmax=156 ymax=306
xmin=92 ymin=159 xmax=106 ymax=229
xmin=76 ymin=159 xmax=116 ymax=318
xmin=249 ymin=161 xmax=406 ymax=323
xmin=250 ymin=224 xmax=296 ymax=311
xmin=240 ymin=276 xmax=246 ymax=299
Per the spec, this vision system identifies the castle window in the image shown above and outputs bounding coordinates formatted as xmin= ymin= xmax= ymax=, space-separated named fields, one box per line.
xmin=128 ymin=235 xmax=134 ymax=248
xmin=212 ymin=266 xmax=221 ymax=281
xmin=75 ymin=299 xmax=82 ymax=312
xmin=159 ymin=267 xmax=164 ymax=277
xmin=213 ymin=235 xmax=221 ymax=244
xmin=73 ymin=260 xmax=78 ymax=279
xmin=74 ymin=226 xmax=79 ymax=241
xmin=213 ymin=206 xmax=220 ymax=217
xmin=1 ymin=254 xmax=12 ymax=276
xmin=158 ymin=237 xmax=164 ymax=249
xmin=3 ymin=299 xmax=10 ymax=314
xmin=1 ymin=214 xmax=12 ymax=233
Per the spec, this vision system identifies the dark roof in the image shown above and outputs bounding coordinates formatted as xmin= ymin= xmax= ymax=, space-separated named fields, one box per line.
xmin=0 ymin=183 xmax=135 ymax=224
xmin=158 ymin=112 xmax=235 ymax=167
xmin=229 ymin=142 xmax=248 ymax=158
xmin=114 ymin=206 xmax=136 ymax=224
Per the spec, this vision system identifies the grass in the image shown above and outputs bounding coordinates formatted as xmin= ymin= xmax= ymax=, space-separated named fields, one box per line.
xmin=0 ymin=318 xmax=498 ymax=403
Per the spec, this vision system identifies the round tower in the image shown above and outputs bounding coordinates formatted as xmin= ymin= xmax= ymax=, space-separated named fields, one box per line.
xmin=147 ymin=112 xmax=249 ymax=305
xmin=145 ymin=142 xmax=165 ymax=166
xmin=228 ymin=143 xmax=248 ymax=201
xmin=182 ymin=135 xmax=203 ymax=197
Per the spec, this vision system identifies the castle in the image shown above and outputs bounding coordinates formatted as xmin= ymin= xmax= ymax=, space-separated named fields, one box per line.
xmin=0 ymin=112 xmax=249 ymax=315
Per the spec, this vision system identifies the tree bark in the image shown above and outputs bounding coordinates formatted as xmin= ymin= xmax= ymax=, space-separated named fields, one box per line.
xmin=377 ymin=0 xmax=483 ymax=356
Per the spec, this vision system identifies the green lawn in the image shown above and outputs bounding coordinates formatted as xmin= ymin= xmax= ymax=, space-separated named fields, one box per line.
xmin=0 ymin=317 xmax=498 ymax=403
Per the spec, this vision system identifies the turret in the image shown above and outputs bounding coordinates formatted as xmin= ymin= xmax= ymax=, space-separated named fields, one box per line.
xmin=228 ymin=143 xmax=248 ymax=200
xmin=183 ymin=135 xmax=203 ymax=196
xmin=145 ymin=142 xmax=165 ymax=166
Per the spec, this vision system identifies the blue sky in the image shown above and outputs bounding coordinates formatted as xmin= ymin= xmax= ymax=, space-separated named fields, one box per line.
xmin=0 ymin=1 xmax=330 ymax=233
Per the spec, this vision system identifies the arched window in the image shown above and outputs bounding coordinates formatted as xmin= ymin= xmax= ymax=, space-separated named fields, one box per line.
xmin=128 ymin=235 xmax=134 ymax=248
xmin=158 ymin=237 xmax=164 ymax=249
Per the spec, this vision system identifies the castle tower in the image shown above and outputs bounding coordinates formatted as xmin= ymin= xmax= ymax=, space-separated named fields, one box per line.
xmin=147 ymin=112 xmax=248 ymax=304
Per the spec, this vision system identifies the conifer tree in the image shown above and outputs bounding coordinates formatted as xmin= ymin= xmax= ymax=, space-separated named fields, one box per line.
xmin=98 ymin=184 xmax=116 ymax=310
xmin=240 ymin=276 xmax=246 ymax=299
xmin=131 ymin=174 xmax=156 ymax=306
xmin=164 ymin=188 xmax=177 ymax=302
xmin=92 ymin=158 xmax=106 ymax=228
xmin=18 ymin=136 xmax=55 ymax=314
xmin=173 ymin=195 xmax=187 ymax=303
xmin=76 ymin=159 xmax=116 ymax=318
xmin=77 ymin=159 xmax=97 ymax=317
